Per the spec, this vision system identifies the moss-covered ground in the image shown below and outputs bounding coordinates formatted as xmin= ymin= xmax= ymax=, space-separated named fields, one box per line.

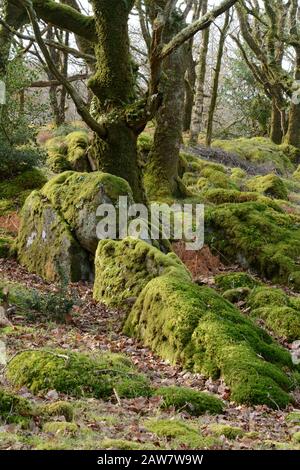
xmin=0 ymin=260 xmax=300 ymax=450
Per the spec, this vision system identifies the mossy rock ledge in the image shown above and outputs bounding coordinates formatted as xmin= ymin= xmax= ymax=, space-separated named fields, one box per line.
xmin=6 ymin=349 xmax=152 ymax=399
xmin=93 ymin=238 xmax=297 ymax=408
xmin=15 ymin=171 xmax=134 ymax=282
xmin=205 ymin=201 xmax=300 ymax=291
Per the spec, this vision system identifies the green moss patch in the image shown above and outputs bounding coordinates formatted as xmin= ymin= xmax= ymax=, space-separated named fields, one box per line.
xmin=41 ymin=171 xmax=133 ymax=254
xmin=45 ymin=131 xmax=90 ymax=173
xmin=247 ymin=287 xmax=300 ymax=341
xmin=94 ymin=237 xmax=189 ymax=308
xmin=215 ymin=272 xmax=261 ymax=291
xmin=43 ymin=421 xmax=78 ymax=436
xmin=0 ymin=236 xmax=13 ymax=258
xmin=206 ymin=201 xmax=300 ymax=290
xmin=38 ymin=401 xmax=74 ymax=422
xmin=6 ymin=349 xmax=152 ymax=399
xmin=246 ymin=174 xmax=288 ymax=200
xmin=208 ymin=424 xmax=244 ymax=439
xmin=0 ymin=389 xmax=34 ymax=426
xmin=153 ymin=386 xmax=224 ymax=416
xmin=145 ymin=418 xmax=216 ymax=449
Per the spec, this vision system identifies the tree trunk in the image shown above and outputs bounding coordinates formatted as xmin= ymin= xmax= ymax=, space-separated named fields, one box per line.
xmin=144 ymin=12 xmax=188 ymax=200
xmin=183 ymin=42 xmax=196 ymax=132
xmin=189 ymin=0 xmax=210 ymax=145
xmin=88 ymin=0 xmax=145 ymax=202
xmin=0 ymin=2 xmax=26 ymax=76
xmin=270 ymin=97 xmax=284 ymax=144
xmin=285 ymin=48 xmax=300 ymax=149
xmin=206 ymin=11 xmax=230 ymax=147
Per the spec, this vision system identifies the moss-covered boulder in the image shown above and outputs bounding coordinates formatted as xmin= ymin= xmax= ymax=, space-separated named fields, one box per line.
xmin=43 ymin=421 xmax=78 ymax=436
xmin=144 ymin=418 xmax=217 ymax=448
xmin=247 ymin=287 xmax=300 ymax=342
xmin=94 ymin=239 xmax=295 ymax=408
xmin=206 ymin=201 xmax=300 ymax=290
xmin=93 ymin=237 xmax=188 ymax=308
xmin=0 ymin=389 xmax=34 ymax=425
xmin=41 ymin=171 xmax=134 ymax=254
xmin=6 ymin=349 xmax=152 ymax=399
xmin=208 ymin=424 xmax=244 ymax=439
xmin=15 ymin=191 xmax=91 ymax=283
xmin=45 ymin=131 xmax=91 ymax=173
xmin=246 ymin=174 xmax=288 ymax=200
xmin=215 ymin=272 xmax=261 ymax=291
xmin=153 ymin=386 xmax=224 ymax=416
xmin=39 ymin=401 xmax=74 ymax=422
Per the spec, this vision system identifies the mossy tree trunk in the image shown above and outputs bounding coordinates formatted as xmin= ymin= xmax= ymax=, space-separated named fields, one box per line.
xmin=144 ymin=12 xmax=188 ymax=200
xmin=87 ymin=0 xmax=145 ymax=202
xmin=206 ymin=11 xmax=230 ymax=147
xmin=189 ymin=0 xmax=210 ymax=145
xmin=285 ymin=48 xmax=300 ymax=149
xmin=0 ymin=1 xmax=26 ymax=76
xmin=270 ymin=97 xmax=284 ymax=144
xmin=183 ymin=39 xmax=196 ymax=132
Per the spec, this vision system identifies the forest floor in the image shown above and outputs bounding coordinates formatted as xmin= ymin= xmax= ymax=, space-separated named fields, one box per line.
xmin=1 ymin=258 xmax=300 ymax=451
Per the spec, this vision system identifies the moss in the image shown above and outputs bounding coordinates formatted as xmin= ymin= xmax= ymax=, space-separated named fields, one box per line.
xmin=222 ymin=287 xmax=251 ymax=303
xmin=15 ymin=190 xmax=91 ymax=283
xmin=137 ymin=133 xmax=153 ymax=154
xmin=201 ymin=188 xmax=282 ymax=209
xmin=0 ymin=236 xmax=13 ymax=258
xmin=153 ymin=386 xmax=224 ymax=416
xmin=43 ymin=421 xmax=78 ymax=436
xmin=6 ymin=349 xmax=152 ymax=399
xmin=42 ymin=171 xmax=134 ymax=254
xmin=199 ymin=167 xmax=238 ymax=191
xmin=0 ymin=432 xmax=22 ymax=449
xmin=45 ymin=136 xmax=70 ymax=173
xmin=144 ymin=418 xmax=216 ymax=449
xmin=208 ymin=424 xmax=244 ymax=439
xmin=206 ymin=201 xmax=300 ymax=290
xmin=231 ymin=167 xmax=246 ymax=182
xmin=46 ymin=131 xmax=90 ymax=173
xmin=286 ymin=412 xmax=300 ymax=424
xmin=0 ymin=169 xmax=47 ymax=200
xmin=212 ymin=137 xmax=296 ymax=175
xmin=247 ymin=287 xmax=300 ymax=341
xmin=93 ymin=237 xmax=190 ymax=308
xmin=0 ymin=169 xmax=47 ymax=210
xmin=65 ymin=131 xmax=90 ymax=171
xmin=215 ymin=272 xmax=261 ymax=291
xmin=0 ymin=389 xmax=34 ymax=426
xmin=39 ymin=401 xmax=74 ymax=422
xmin=292 ymin=432 xmax=300 ymax=443
xmin=246 ymin=174 xmax=288 ymax=200
xmin=124 ymin=265 xmax=294 ymax=408
xmin=293 ymin=165 xmax=300 ymax=180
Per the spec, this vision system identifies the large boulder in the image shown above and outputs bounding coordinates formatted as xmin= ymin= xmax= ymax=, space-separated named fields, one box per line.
xmin=93 ymin=237 xmax=187 ymax=308
xmin=93 ymin=238 xmax=297 ymax=408
xmin=205 ymin=201 xmax=300 ymax=291
xmin=16 ymin=171 xmax=134 ymax=282
xmin=41 ymin=171 xmax=134 ymax=254
xmin=16 ymin=191 xmax=91 ymax=283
